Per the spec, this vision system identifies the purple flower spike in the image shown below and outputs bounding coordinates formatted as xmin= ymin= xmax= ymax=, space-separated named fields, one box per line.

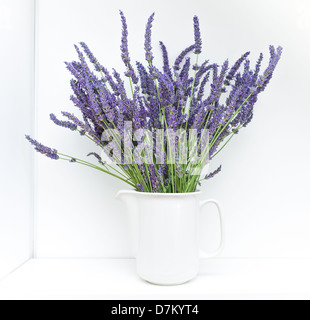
xmin=193 ymin=16 xmax=202 ymax=54
xmin=87 ymin=152 xmax=106 ymax=166
xmin=50 ymin=114 xmax=77 ymax=131
xmin=119 ymin=10 xmax=130 ymax=64
xmin=180 ymin=57 xmax=191 ymax=81
xmin=159 ymin=41 xmax=173 ymax=80
xmin=128 ymin=64 xmax=139 ymax=84
xmin=257 ymin=46 xmax=282 ymax=92
xmin=205 ymin=165 xmax=222 ymax=180
xmin=119 ymin=11 xmax=139 ymax=83
xmin=174 ymin=44 xmax=195 ymax=71
xmin=25 ymin=135 xmax=59 ymax=160
xmin=253 ymin=53 xmax=264 ymax=82
xmin=225 ymin=51 xmax=251 ymax=84
xmin=145 ymin=13 xmax=155 ymax=63
xmin=79 ymin=42 xmax=119 ymax=93
xmin=79 ymin=42 xmax=104 ymax=72
xmin=137 ymin=183 xmax=145 ymax=192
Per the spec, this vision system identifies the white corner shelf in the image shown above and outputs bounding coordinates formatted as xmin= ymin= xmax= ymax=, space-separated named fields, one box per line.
xmin=0 ymin=258 xmax=310 ymax=300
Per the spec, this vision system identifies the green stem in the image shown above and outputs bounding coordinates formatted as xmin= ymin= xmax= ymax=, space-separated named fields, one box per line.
xmin=212 ymin=125 xmax=242 ymax=159
xmin=126 ymin=64 xmax=135 ymax=98
xmin=59 ymin=153 xmax=136 ymax=188
xmin=209 ymin=91 xmax=254 ymax=151
xmin=161 ymin=108 xmax=176 ymax=193
xmin=184 ymin=91 xmax=255 ymax=192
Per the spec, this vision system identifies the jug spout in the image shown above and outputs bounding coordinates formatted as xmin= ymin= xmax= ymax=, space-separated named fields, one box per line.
xmin=115 ymin=190 xmax=139 ymax=206
xmin=116 ymin=190 xmax=139 ymax=257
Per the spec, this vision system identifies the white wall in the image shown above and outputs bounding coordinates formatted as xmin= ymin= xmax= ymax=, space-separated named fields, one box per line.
xmin=0 ymin=0 xmax=35 ymax=278
xmin=36 ymin=0 xmax=310 ymax=258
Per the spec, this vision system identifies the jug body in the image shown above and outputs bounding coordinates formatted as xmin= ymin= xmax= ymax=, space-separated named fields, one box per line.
xmin=116 ymin=190 xmax=224 ymax=285
xmin=136 ymin=193 xmax=200 ymax=285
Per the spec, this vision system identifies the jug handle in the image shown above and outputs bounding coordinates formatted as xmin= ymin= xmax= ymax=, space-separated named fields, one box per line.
xmin=198 ymin=199 xmax=225 ymax=259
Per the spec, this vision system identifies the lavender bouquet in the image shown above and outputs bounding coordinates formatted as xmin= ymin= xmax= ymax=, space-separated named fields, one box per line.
xmin=26 ymin=12 xmax=282 ymax=193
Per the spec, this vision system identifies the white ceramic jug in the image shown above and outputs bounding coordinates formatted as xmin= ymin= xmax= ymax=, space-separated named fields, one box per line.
xmin=116 ymin=190 xmax=224 ymax=285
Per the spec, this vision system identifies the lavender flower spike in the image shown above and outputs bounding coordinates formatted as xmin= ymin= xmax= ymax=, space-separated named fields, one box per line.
xmin=193 ymin=16 xmax=202 ymax=54
xmin=87 ymin=152 xmax=106 ymax=166
xmin=145 ymin=13 xmax=155 ymax=63
xmin=50 ymin=114 xmax=77 ymax=131
xmin=174 ymin=44 xmax=195 ymax=71
xmin=119 ymin=11 xmax=139 ymax=84
xmin=79 ymin=42 xmax=120 ymax=92
xmin=205 ymin=165 xmax=222 ymax=180
xmin=159 ymin=41 xmax=173 ymax=80
xmin=257 ymin=46 xmax=283 ymax=92
xmin=225 ymin=51 xmax=250 ymax=84
xmin=25 ymin=135 xmax=59 ymax=160
xmin=79 ymin=42 xmax=104 ymax=72
xmin=119 ymin=10 xmax=130 ymax=64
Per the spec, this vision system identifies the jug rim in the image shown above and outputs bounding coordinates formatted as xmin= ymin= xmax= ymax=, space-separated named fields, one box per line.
xmin=117 ymin=190 xmax=202 ymax=197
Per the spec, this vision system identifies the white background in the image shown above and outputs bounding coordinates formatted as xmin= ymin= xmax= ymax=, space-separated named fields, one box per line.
xmin=0 ymin=0 xmax=34 ymax=279
xmin=34 ymin=0 xmax=310 ymax=259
